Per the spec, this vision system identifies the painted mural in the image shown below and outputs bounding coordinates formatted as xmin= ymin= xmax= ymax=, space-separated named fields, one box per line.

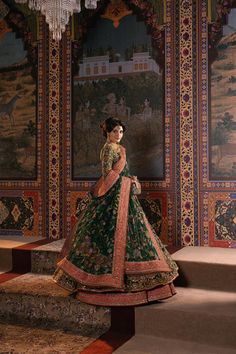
xmin=72 ymin=4 xmax=164 ymax=179
xmin=210 ymin=8 xmax=236 ymax=180
xmin=0 ymin=18 xmax=36 ymax=179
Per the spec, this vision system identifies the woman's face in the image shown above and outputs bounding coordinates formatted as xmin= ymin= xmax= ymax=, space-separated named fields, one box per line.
xmin=107 ymin=125 xmax=124 ymax=143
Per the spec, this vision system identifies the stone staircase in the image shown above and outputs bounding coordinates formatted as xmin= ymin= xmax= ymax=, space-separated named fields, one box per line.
xmin=0 ymin=238 xmax=110 ymax=336
xmin=114 ymin=246 xmax=236 ymax=354
xmin=1 ymin=240 xmax=236 ymax=353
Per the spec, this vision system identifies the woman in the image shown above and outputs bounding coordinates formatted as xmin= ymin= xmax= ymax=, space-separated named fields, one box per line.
xmin=53 ymin=117 xmax=178 ymax=306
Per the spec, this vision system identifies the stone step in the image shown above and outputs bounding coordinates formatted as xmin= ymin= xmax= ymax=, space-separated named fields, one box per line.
xmin=0 ymin=272 xmax=110 ymax=336
xmin=134 ymin=287 xmax=236 ymax=349
xmin=0 ymin=238 xmax=64 ymax=275
xmin=0 ymin=247 xmax=12 ymax=273
xmin=173 ymin=246 xmax=236 ymax=292
xmin=0 ymin=236 xmax=40 ymax=271
xmin=114 ymin=334 xmax=236 ymax=354
xmin=31 ymin=240 xmax=63 ymax=275
xmin=0 ymin=237 xmax=55 ymax=274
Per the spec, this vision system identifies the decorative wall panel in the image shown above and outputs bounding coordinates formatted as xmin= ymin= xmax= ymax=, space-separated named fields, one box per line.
xmin=198 ymin=0 xmax=236 ymax=247
xmin=0 ymin=191 xmax=41 ymax=237
xmin=202 ymin=192 xmax=236 ymax=247
xmin=63 ymin=0 xmax=177 ymax=245
xmin=46 ymin=34 xmax=61 ymax=239
xmin=2 ymin=0 xmax=234 ymax=248
xmin=0 ymin=1 xmax=46 ymax=238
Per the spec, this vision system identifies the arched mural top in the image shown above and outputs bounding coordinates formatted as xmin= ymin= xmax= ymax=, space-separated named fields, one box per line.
xmin=0 ymin=0 xmax=39 ymax=181
xmin=2 ymin=0 xmax=38 ymax=74
xmin=72 ymin=0 xmax=165 ymax=72
xmin=70 ymin=0 xmax=166 ymax=180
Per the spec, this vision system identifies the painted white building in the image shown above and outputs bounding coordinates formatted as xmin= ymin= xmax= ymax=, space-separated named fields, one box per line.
xmin=76 ymin=52 xmax=161 ymax=79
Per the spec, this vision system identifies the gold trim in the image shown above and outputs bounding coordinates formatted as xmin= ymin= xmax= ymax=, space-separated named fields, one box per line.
xmin=76 ymin=283 xmax=176 ymax=306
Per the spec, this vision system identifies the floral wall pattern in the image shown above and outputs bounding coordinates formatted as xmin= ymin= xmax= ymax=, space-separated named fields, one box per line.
xmin=0 ymin=0 xmax=235 ymax=247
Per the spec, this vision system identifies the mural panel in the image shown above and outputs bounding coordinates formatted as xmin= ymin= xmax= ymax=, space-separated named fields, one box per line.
xmin=0 ymin=17 xmax=37 ymax=179
xmin=0 ymin=1 xmax=45 ymax=239
xmin=210 ymin=7 xmax=236 ymax=180
xmin=72 ymin=2 xmax=164 ymax=179
xmin=199 ymin=0 xmax=236 ymax=248
xmin=0 ymin=190 xmax=40 ymax=237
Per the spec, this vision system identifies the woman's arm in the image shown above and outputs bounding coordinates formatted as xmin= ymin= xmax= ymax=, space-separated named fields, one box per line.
xmin=101 ymin=144 xmax=115 ymax=177
xmin=92 ymin=144 xmax=125 ymax=197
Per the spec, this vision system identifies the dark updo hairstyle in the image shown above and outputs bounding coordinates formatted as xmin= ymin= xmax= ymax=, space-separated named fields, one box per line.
xmin=100 ymin=117 xmax=126 ymax=138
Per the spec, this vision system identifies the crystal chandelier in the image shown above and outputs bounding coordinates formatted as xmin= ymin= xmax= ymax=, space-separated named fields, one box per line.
xmin=15 ymin=0 xmax=99 ymax=41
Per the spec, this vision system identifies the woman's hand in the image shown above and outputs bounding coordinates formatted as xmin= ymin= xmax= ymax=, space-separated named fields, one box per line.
xmin=131 ymin=175 xmax=137 ymax=181
xmin=130 ymin=176 xmax=141 ymax=195
xmin=131 ymin=175 xmax=138 ymax=185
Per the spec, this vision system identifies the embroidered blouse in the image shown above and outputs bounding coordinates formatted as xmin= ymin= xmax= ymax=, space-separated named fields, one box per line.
xmin=100 ymin=142 xmax=121 ymax=177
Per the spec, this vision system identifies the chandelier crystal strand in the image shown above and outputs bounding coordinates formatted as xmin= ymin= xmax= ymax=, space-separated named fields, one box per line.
xmin=15 ymin=0 xmax=98 ymax=41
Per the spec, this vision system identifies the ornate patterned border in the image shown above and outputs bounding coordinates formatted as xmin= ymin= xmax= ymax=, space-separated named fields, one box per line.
xmin=175 ymin=0 xmax=181 ymax=244
xmin=64 ymin=24 xmax=73 ymax=190
xmin=47 ymin=34 xmax=61 ymax=239
xmin=198 ymin=0 xmax=208 ymax=189
xmin=162 ymin=0 xmax=175 ymax=190
xmin=178 ymin=0 xmax=196 ymax=245
xmin=192 ymin=0 xmax=199 ymax=245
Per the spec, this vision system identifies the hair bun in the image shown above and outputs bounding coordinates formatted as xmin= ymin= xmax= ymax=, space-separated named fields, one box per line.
xmin=100 ymin=117 xmax=125 ymax=138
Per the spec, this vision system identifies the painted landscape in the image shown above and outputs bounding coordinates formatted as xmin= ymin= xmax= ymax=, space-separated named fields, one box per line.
xmin=210 ymin=11 xmax=236 ymax=179
xmin=0 ymin=20 xmax=36 ymax=179
xmin=72 ymin=13 xmax=164 ymax=179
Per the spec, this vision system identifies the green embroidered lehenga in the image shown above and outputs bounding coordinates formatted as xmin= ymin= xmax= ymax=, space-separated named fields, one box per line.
xmin=53 ymin=142 xmax=178 ymax=306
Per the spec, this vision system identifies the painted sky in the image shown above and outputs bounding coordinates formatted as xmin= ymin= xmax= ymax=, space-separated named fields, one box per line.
xmin=223 ymin=8 xmax=236 ymax=36
xmin=0 ymin=32 xmax=26 ymax=69
xmin=83 ymin=14 xmax=152 ymax=58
